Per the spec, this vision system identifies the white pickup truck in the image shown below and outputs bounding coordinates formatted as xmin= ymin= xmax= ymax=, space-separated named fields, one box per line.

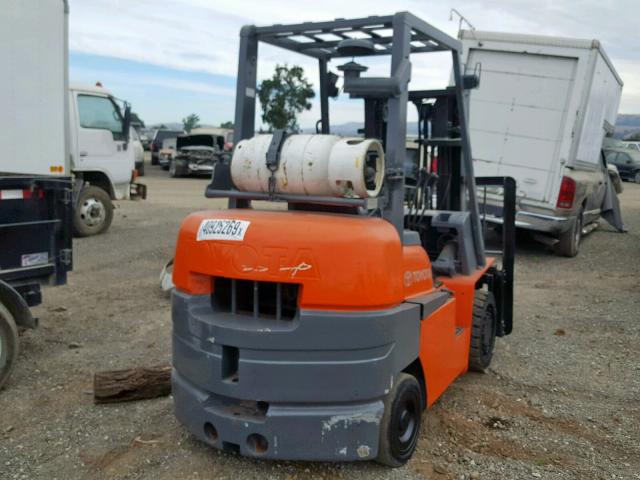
xmin=0 ymin=0 xmax=145 ymax=237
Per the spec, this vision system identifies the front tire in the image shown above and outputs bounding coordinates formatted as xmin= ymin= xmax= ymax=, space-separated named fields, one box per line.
xmin=169 ymin=160 xmax=183 ymax=178
xmin=469 ymin=290 xmax=497 ymax=372
xmin=0 ymin=303 xmax=19 ymax=390
xmin=554 ymin=208 xmax=583 ymax=257
xmin=377 ymin=373 xmax=423 ymax=467
xmin=73 ymin=186 xmax=114 ymax=237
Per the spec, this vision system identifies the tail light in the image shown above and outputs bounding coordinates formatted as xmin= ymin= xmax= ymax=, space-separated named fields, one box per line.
xmin=556 ymin=176 xmax=576 ymax=209
xmin=430 ymin=155 xmax=438 ymax=173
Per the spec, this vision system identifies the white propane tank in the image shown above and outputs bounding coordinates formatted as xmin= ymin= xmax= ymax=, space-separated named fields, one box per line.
xmin=230 ymin=134 xmax=385 ymax=198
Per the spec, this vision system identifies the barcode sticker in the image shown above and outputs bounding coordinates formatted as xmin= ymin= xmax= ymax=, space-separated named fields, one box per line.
xmin=196 ymin=219 xmax=251 ymax=241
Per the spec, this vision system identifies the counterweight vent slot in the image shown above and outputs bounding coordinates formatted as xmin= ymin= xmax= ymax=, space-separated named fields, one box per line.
xmin=212 ymin=277 xmax=299 ymax=321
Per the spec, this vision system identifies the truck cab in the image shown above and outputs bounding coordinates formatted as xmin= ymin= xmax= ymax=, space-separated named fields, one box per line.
xmin=68 ymin=84 xmax=146 ymax=236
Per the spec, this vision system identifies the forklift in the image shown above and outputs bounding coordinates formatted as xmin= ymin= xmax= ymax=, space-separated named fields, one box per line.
xmin=171 ymin=12 xmax=515 ymax=466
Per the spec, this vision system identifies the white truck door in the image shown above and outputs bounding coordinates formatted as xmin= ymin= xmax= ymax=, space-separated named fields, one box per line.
xmin=72 ymin=91 xmax=133 ymax=199
xmin=467 ymin=50 xmax=577 ymax=204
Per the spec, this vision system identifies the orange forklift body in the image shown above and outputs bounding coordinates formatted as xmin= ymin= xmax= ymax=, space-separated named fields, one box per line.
xmin=173 ymin=209 xmax=493 ymax=408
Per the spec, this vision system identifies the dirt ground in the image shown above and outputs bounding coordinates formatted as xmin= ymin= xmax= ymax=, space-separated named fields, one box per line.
xmin=1 ymin=158 xmax=639 ymax=480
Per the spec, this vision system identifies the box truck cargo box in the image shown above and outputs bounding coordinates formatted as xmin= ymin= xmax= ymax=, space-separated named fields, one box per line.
xmin=461 ymin=30 xmax=625 ymax=256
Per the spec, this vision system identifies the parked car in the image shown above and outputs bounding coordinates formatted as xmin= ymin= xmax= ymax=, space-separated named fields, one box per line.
xmin=622 ymin=141 xmax=640 ymax=152
xmin=168 ymin=131 xmax=226 ymax=178
xmin=140 ymin=128 xmax=155 ymax=150
xmin=605 ymin=148 xmax=640 ymax=183
xmin=150 ymin=129 xmax=183 ymax=165
xmin=461 ymin=30 xmax=625 ymax=257
xmin=158 ymin=137 xmax=178 ymax=170
xmin=191 ymin=127 xmax=233 ymax=151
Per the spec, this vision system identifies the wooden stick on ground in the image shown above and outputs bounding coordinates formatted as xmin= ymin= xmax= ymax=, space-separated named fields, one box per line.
xmin=93 ymin=365 xmax=171 ymax=404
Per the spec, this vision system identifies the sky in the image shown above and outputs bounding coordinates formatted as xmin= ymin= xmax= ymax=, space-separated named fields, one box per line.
xmin=68 ymin=0 xmax=640 ymax=128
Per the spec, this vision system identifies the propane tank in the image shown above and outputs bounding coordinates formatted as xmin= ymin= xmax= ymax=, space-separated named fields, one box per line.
xmin=230 ymin=134 xmax=385 ymax=198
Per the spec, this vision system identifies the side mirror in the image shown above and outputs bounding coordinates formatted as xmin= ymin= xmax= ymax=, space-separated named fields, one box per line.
xmin=122 ymin=103 xmax=132 ymax=148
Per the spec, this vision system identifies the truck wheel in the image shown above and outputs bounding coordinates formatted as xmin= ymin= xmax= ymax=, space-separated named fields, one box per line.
xmin=73 ymin=186 xmax=114 ymax=237
xmin=554 ymin=208 xmax=583 ymax=257
xmin=469 ymin=290 xmax=497 ymax=372
xmin=377 ymin=373 xmax=422 ymax=467
xmin=0 ymin=303 xmax=19 ymax=390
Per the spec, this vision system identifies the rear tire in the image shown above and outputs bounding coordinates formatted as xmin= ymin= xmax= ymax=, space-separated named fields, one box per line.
xmin=377 ymin=373 xmax=423 ymax=467
xmin=554 ymin=208 xmax=583 ymax=257
xmin=469 ymin=290 xmax=497 ymax=372
xmin=73 ymin=186 xmax=114 ymax=237
xmin=0 ymin=303 xmax=19 ymax=390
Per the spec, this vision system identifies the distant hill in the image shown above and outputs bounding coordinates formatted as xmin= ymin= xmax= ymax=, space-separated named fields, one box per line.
xmin=150 ymin=115 xmax=640 ymax=139
xmin=148 ymin=122 xmax=216 ymax=131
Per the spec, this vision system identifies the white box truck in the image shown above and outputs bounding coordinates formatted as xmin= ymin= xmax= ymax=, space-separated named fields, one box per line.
xmin=0 ymin=0 xmax=74 ymax=389
xmin=0 ymin=0 xmax=146 ymax=238
xmin=461 ymin=30 xmax=625 ymax=256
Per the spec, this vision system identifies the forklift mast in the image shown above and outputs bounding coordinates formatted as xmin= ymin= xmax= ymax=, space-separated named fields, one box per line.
xmin=211 ymin=12 xmax=485 ymax=264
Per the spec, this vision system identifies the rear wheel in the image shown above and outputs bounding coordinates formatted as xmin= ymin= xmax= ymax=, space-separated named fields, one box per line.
xmin=73 ymin=186 xmax=114 ymax=237
xmin=0 ymin=303 xmax=19 ymax=390
xmin=554 ymin=208 xmax=583 ymax=257
xmin=469 ymin=290 xmax=497 ymax=372
xmin=377 ymin=373 xmax=423 ymax=467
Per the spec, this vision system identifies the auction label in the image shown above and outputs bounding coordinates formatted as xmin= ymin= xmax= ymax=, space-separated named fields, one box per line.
xmin=197 ymin=219 xmax=251 ymax=241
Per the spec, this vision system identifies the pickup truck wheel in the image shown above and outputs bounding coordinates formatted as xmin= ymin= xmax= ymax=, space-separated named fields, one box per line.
xmin=469 ymin=290 xmax=497 ymax=372
xmin=554 ymin=208 xmax=583 ymax=257
xmin=73 ymin=186 xmax=114 ymax=237
xmin=0 ymin=302 xmax=19 ymax=390
xmin=377 ymin=373 xmax=422 ymax=467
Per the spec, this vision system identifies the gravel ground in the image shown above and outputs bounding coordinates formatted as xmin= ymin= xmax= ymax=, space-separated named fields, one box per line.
xmin=1 ymin=158 xmax=639 ymax=480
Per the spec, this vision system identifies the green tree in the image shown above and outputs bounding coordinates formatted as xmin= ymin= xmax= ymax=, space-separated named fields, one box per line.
xmin=257 ymin=65 xmax=315 ymax=132
xmin=130 ymin=112 xmax=145 ymax=128
xmin=182 ymin=113 xmax=200 ymax=133
xmin=220 ymin=121 xmax=234 ymax=129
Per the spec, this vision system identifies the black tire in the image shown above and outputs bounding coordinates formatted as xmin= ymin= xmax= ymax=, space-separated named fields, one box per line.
xmin=169 ymin=160 xmax=183 ymax=178
xmin=151 ymin=154 xmax=159 ymax=166
xmin=0 ymin=302 xmax=19 ymax=390
xmin=635 ymin=171 xmax=640 ymax=184
xmin=554 ymin=208 xmax=583 ymax=257
xmin=73 ymin=186 xmax=114 ymax=237
xmin=377 ymin=373 xmax=423 ymax=467
xmin=469 ymin=290 xmax=497 ymax=372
